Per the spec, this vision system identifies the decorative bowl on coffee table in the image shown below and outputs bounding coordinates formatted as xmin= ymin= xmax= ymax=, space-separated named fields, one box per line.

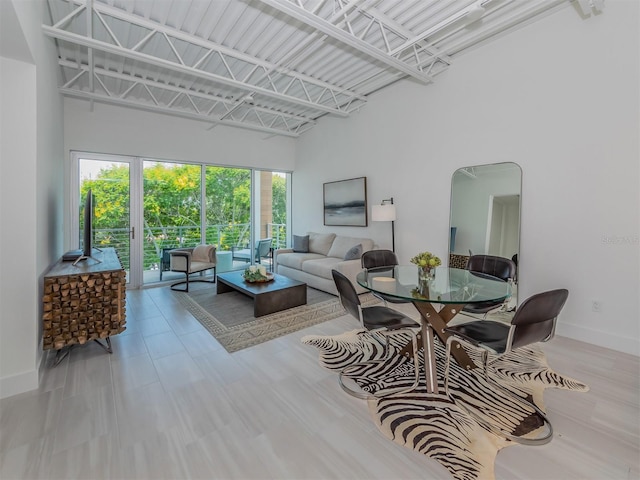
xmin=243 ymin=272 xmax=274 ymax=283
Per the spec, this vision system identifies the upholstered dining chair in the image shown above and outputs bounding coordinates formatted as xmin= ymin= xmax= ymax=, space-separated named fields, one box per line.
xmin=361 ymin=249 xmax=410 ymax=306
xmin=169 ymin=244 xmax=217 ymax=292
xmin=463 ymin=254 xmax=517 ymax=316
xmin=444 ymin=288 xmax=569 ymax=445
xmin=331 ymin=269 xmax=421 ymax=400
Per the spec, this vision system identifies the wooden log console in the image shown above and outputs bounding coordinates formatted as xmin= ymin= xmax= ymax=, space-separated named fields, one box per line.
xmin=43 ymin=247 xmax=126 ymax=360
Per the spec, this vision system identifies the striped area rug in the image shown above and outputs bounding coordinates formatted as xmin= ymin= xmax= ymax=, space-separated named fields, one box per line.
xmin=302 ymin=330 xmax=589 ymax=480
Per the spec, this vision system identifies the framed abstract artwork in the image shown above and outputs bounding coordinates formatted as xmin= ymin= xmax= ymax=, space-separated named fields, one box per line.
xmin=323 ymin=177 xmax=368 ymax=226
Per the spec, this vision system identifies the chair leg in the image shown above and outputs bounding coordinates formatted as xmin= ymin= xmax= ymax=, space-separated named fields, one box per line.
xmin=170 ymin=268 xmax=216 ymax=292
xmin=338 ymin=328 xmax=420 ymax=400
xmin=444 ymin=336 xmax=553 ymax=445
xmin=170 ymin=272 xmax=190 ymax=292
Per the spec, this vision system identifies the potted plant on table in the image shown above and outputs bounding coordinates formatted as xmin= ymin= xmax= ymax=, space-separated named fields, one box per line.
xmin=410 ymin=251 xmax=441 ymax=282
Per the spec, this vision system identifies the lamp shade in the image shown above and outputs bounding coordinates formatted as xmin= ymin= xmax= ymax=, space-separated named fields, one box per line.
xmin=372 ymin=204 xmax=396 ymax=222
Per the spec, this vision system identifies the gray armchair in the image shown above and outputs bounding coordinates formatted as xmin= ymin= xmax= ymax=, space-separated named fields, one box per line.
xmin=169 ymin=244 xmax=217 ymax=292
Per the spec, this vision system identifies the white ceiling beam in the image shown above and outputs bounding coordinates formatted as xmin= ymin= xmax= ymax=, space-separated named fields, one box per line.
xmin=57 ymin=59 xmax=316 ymax=125
xmin=60 ymin=89 xmax=313 ymax=137
xmin=435 ymin=0 xmax=567 ymax=57
xmin=257 ymin=0 xmax=433 ymax=84
xmin=247 ymin=0 xmax=371 ymax=95
xmin=86 ymin=0 xmax=94 ymax=111
xmin=354 ymin=4 xmax=452 ymax=67
xmin=52 ymin=3 xmax=84 ymax=30
xmin=56 ymin=0 xmax=366 ymax=105
xmin=387 ymin=3 xmax=486 ymax=57
xmin=43 ymin=25 xmax=351 ymax=117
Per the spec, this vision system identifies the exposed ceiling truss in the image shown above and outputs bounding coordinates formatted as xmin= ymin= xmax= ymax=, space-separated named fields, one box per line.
xmin=43 ymin=0 xmax=602 ymax=138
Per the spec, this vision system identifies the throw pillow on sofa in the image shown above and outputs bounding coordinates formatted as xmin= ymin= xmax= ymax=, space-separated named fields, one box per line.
xmin=344 ymin=244 xmax=362 ymax=260
xmin=293 ymin=234 xmax=309 ymax=253
xmin=327 ymin=235 xmax=374 ymax=259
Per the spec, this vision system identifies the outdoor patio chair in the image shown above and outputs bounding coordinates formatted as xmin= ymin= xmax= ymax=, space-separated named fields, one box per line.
xmin=232 ymin=238 xmax=273 ymax=270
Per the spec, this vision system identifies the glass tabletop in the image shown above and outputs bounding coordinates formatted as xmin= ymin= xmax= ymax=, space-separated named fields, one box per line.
xmin=356 ymin=266 xmax=512 ymax=304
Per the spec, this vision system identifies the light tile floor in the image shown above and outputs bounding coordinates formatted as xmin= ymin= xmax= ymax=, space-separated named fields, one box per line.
xmin=1 ymin=286 xmax=638 ymax=479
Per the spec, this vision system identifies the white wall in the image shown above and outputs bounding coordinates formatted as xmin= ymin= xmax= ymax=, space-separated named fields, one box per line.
xmin=294 ymin=2 xmax=639 ymax=355
xmin=0 ymin=0 xmax=64 ymax=398
xmin=64 ymin=98 xmax=296 ymax=170
xmin=0 ymin=56 xmax=38 ymax=398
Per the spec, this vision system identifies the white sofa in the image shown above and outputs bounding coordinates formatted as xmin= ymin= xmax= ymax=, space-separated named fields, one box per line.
xmin=274 ymin=232 xmax=374 ymax=295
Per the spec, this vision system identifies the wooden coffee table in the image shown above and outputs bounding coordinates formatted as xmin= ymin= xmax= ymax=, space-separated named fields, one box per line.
xmin=216 ymin=271 xmax=307 ymax=317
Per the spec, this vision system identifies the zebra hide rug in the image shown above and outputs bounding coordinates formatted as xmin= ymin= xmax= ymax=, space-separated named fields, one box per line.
xmin=302 ymin=329 xmax=589 ymax=480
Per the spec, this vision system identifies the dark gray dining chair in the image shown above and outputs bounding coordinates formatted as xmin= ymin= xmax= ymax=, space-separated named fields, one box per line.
xmin=332 ymin=269 xmax=421 ymax=399
xmin=463 ymin=254 xmax=517 ymax=316
xmin=361 ymin=249 xmax=410 ymax=306
xmin=444 ymin=288 xmax=569 ymax=445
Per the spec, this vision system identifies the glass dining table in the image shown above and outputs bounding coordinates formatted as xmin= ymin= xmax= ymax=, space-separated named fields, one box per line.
xmin=356 ymin=265 xmax=512 ymax=394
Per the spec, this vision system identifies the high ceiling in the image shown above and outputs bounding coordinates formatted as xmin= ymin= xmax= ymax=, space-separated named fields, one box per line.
xmin=43 ymin=0 xmax=603 ymax=138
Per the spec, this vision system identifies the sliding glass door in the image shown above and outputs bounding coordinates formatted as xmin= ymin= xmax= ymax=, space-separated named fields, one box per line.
xmin=204 ymin=166 xmax=252 ymax=273
xmin=72 ymin=152 xmax=290 ymax=288
xmin=142 ymin=161 xmax=202 ymax=284
xmin=73 ymin=154 xmax=135 ymax=282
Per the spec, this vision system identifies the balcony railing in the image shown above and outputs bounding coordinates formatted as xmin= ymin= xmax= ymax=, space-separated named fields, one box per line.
xmin=92 ymin=223 xmax=287 ymax=272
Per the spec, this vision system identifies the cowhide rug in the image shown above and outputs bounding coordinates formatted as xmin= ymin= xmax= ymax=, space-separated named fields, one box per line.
xmin=302 ymin=329 xmax=589 ymax=480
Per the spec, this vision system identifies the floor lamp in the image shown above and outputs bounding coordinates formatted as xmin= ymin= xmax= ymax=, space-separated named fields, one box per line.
xmin=372 ymin=198 xmax=396 ymax=252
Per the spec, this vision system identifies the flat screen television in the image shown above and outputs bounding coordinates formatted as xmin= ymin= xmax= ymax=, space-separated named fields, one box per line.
xmin=62 ymin=189 xmax=101 ymax=265
xmin=82 ymin=188 xmax=94 ymax=258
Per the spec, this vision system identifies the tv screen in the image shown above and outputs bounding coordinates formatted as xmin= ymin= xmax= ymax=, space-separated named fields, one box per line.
xmin=82 ymin=188 xmax=93 ymax=257
xmin=62 ymin=189 xmax=98 ymax=264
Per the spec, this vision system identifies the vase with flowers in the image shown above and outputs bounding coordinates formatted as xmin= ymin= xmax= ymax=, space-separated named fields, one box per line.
xmin=410 ymin=251 xmax=441 ymax=282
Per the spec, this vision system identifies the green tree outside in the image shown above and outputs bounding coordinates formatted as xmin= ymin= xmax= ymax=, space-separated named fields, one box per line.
xmin=80 ymin=163 xmax=286 ymax=270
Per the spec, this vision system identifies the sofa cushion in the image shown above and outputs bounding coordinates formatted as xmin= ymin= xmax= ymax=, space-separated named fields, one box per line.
xmin=344 ymin=244 xmax=362 ymax=260
xmin=293 ymin=234 xmax=309 ymax=253
xmin=276 ymin=252 xmax=325 ymax=270
xmin=308 ymin=232 xmax=336 ymax=256
xmin=301 ymin=257 xmax=344 ymax=279
xmin=327 ymin=235 xmax=374 ymax=259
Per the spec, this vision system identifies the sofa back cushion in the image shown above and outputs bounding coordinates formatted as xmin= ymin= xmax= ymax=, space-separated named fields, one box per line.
xmin=327 ymin=235 xmax=374 ymax=259
xmin=308 ymin=232 xmax=336 ymax=256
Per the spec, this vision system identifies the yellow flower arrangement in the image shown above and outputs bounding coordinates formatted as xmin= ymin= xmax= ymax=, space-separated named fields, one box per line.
xmin=409 ymin=251 xmax=442 ymax=269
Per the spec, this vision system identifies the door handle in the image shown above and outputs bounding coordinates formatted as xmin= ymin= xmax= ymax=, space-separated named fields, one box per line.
xmin=131 ymin=227 xmax=135 ymax=240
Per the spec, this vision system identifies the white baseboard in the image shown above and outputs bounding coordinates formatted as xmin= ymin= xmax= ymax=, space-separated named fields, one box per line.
xmin=0 ymin=368 xmax=39 ymax=399
xmin=557 ymin=322 xmax=640 ymax=357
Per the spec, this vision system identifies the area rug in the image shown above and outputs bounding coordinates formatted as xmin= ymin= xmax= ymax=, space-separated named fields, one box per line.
xmin=175 ymin=284 xmax=378 ymax=352
xmin=302 ymin=330 xmax=589 ymax=480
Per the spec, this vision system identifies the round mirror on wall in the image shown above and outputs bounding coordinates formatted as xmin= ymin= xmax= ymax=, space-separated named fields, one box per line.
xmin=449 ymin=162 xmax=522 ymax=308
